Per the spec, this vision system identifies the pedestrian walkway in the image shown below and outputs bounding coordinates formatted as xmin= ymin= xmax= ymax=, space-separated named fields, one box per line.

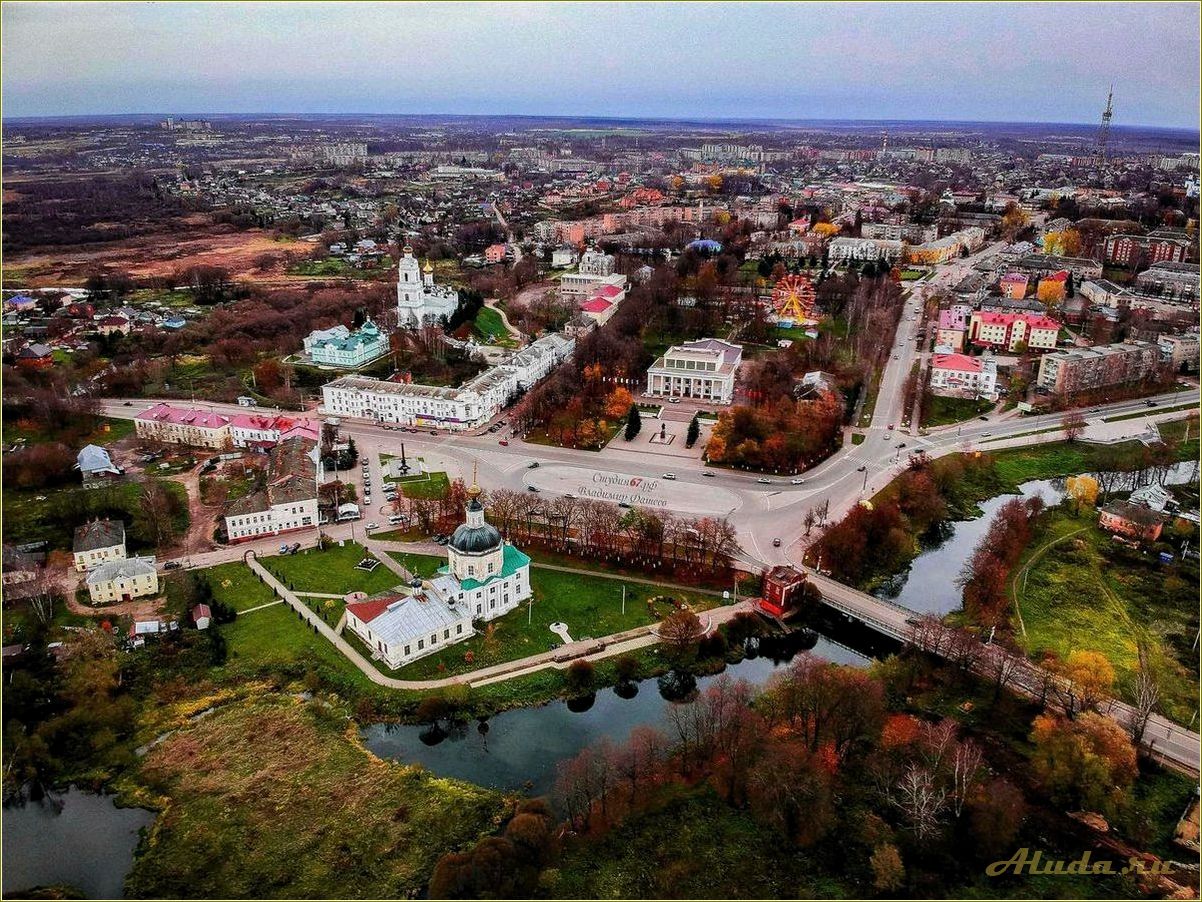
xmin=243 ymin=549 xmax=751 ymax=691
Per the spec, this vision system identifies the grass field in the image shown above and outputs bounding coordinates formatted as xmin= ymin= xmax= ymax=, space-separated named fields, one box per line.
xmin=385 ymin=551 xmax=444 ymax=579
xmin=397 ymin=471 xmax=451 ymax=499
xmin=201 ymin=562 xmax=279 ymax=612
xmin=471 ymin=306 xmax=517 ymax=347
xmin=126 ymin=697 xmax=503 ymax=899
xmin=1013 ymin=509 xmax=1199 ymax=723
xmin=920 ymin=393 xmax=993 ymax=428
xmin=265 ymin=543 xmax=404 ymax=597
xmin=383 ymin=562 xmax=719 ymax=680
xmin=1104 ymin=402 xmax=1199 ymax=423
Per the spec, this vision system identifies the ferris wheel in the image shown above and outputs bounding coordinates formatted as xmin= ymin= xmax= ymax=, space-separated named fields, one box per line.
xmin=770 ymin=274 xmax=817 ymax=325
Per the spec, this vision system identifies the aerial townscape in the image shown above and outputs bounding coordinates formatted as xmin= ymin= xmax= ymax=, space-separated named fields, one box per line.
xmin=2 ymin=3 xmax=1200 ymax=900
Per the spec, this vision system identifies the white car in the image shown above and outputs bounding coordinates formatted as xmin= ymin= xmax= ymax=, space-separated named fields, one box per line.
xmin=790 ymin=478 xmax=804 ymax=485
xmin=662 ymin=473 xmax=676 ymax=480
xmin=366 ymin=522 xmax=379 ymax=530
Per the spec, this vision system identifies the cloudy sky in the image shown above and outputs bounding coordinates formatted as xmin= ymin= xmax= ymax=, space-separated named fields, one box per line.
xmin=3 ymin=2 xmax=1199 ymax=127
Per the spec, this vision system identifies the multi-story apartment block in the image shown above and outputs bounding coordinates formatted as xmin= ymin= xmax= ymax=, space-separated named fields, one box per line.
xmin=322 ymin=333 xmax=574 ymax=430
xmin=1036 ymin=341 xmax=1161 ymax=394
xmin=1158 ymin=333 xmax=1200 ymax=372
xmin=968 ymin=312 xmax=1061 ymax=353
xmin=1135 ymin=262 xmax=1200 ymax=304
xmin=827 ymin=237 xmax=904 ymax=264
xmin=1103 ymin=231 xmax=1195 ymax=268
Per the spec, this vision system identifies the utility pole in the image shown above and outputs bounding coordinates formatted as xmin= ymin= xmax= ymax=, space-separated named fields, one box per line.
xmin=621 ymin=584 xmax=626 ymax=616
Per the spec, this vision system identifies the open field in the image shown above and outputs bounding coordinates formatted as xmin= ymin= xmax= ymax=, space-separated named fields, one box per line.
xmin=3 ymin=217 xmax=311 ymax=287
xmin=264 ymin=543 xmax=404 ymax=597
xmin=1014 ymin=508 xmax=1199 ymax=723
xmin=920 ymin=393 xmax=993 ymax=428
xmin=126 ymin=697 xmax=503 ymax=898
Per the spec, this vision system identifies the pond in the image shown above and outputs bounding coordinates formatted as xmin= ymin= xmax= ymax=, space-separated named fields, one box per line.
xmin=2 ymin=788 xmax=154 ymax=899
xmin=365 ymin=632 xmax=869 ymax=795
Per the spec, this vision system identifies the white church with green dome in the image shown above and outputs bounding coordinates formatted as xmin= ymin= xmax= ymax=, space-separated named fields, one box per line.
xmin=344 ymin=477 xmax=531 ymax=669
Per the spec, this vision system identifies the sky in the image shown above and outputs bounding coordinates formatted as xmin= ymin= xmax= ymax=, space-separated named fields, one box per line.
xmin=3 ymin=2 xmax=1199 ymax=127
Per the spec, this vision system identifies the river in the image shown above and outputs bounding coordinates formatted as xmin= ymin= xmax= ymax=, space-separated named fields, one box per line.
xmin=2 ymin=788 xmax=153 ymax=899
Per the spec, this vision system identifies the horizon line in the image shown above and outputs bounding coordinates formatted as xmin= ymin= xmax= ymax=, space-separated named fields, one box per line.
xmin=4 ymin=110 xmax=1199 ymax=134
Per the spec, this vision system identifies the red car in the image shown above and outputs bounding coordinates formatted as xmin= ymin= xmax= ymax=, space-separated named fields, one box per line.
xmin=498 ymin=439 xmax=509 ymax=446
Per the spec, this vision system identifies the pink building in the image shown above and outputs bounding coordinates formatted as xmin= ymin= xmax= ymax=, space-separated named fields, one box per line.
xmin=1000 ymin=273 xmax=1029 ymax=299
xmin=485 ymin=243 xmax=508 ymax=264
xmin=968 ymin=311 xmax=1061 ymax=353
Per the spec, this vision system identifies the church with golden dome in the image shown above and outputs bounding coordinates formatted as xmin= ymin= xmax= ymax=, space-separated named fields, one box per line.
xmin=396 ymin=245 xmax=461 ymax=328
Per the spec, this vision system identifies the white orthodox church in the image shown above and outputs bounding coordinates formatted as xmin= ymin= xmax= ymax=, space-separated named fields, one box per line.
xmin=397 ymin=246 xmax=460 ymax=328
xmin=343 ymin=479 xmax=532 ymax=669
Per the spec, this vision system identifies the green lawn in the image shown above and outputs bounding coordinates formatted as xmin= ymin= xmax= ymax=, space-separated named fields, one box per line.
xmin=201 ymin=562 xmax=279 ymax=612
xmin=920 ymin=393 xmax=993 ymax=428
xmin=385 ymin=551 xmax=444 ymax=579
xmin=384 ymin=564 xmax=719 ymax=680
xmin=472 ymin=306 xmax=517 ymax=346
xmin=1104 ymin=402 xmax=1198 ymax=423
xmin=394 ymin=470 xmax=450 ymax=499
xmin=264 ymin=543 xmax=404 ymax=597
xmin=1014 ymin=508 xmax=1199 ymax=723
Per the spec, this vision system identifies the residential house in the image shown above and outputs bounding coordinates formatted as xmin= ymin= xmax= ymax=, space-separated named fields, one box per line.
xmin=72 ymin=519 xmax=127 ymax=572
xmin=86 ymin=557 xmax=159 ymax=604
xmin=968 ymin=312 xmax=1060 ymax=353
xmin=135 ymin=403 xmax=232 ymax=449
xmin=76 ymin=444 xmax=122 ymax=481
xmin=1098 ymin=501 xmax=1165 ymax=542
xmin=928 ymin=353 xmax=998 ymax=399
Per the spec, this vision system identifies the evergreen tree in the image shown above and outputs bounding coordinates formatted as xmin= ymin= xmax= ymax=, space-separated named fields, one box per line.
xmin=624 ymin=403 xmax=642 ymax=441
xmin=686 ymin=414 xmax=700 ymax=448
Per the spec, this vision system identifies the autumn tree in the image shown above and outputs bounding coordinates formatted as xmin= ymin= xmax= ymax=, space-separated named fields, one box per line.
xmin=1029 ymin=712 xmax=1137 ymax=815
xmin=870 ymin=843 xmax=905 ymax=891
xmin=1065 ymin=474 xmax=1099 ymax=513
xmin=658 ymin=609 xmax=704 ymax=667
xmin=1061 ymin=411 xmax=1087 ymax=443
xmin=967 ymin=777 xmax=1027 ymax=857
xmin=1051 ymin=650 xmax=1116 ymax=717
xmin=604 ymin=387 xmax=634 ymax=419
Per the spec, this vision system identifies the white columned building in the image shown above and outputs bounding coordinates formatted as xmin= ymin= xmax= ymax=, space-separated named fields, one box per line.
xmin=644 ymin=338 xmax=743 ymax=404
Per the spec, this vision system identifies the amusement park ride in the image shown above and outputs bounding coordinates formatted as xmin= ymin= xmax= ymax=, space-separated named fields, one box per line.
xmin=770 ymin=273 xmax=818 ymax=327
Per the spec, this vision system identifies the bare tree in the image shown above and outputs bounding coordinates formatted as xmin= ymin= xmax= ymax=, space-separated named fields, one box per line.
xmin=1131 ymin=640 xmax=1161 ymax=746
xmin=1061 ymin=411 xmax=1087 ymax=443
xmin=950 ymin=739 xmax=985 ymax=818
xmin=893 ymin=764 xmax=948 ymax=841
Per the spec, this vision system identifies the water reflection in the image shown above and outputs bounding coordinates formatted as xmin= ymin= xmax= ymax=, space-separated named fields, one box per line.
xmin=2 ymin=788 xmax=153 ymax=899
xmin=364 ymin=634 xmax=868 ymax=795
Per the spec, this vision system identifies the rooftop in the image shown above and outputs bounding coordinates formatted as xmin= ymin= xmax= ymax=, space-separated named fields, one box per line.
xmin=73 ymin=519 xmax=125 ymax=553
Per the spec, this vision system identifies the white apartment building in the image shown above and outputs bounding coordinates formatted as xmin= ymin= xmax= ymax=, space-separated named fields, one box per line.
xmin=827 ymin=237 xmax=904 ymax=264
xmin=323 ymin=333 xmax=575 ymax=430
xmin=645 ymin=338 xmax=743 ymax=404
xmin=223 ymin=438 xmax=320 ymax=542
xmin=928 ymin=353 xmax=998 ymax=399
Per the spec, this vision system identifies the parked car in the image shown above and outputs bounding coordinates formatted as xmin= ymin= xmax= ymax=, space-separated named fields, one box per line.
xmin=366 ymin=523 xmax=379 ymax=531
xmin=618 ymin=501 xmax=631 ymax=508
xmin=163 ymin=560 xmax=182 ymax=570
xmin=702 ymin=472 xmax=716 ymax=478
xmin=527 ymin=485 xmax=539 ymax=492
